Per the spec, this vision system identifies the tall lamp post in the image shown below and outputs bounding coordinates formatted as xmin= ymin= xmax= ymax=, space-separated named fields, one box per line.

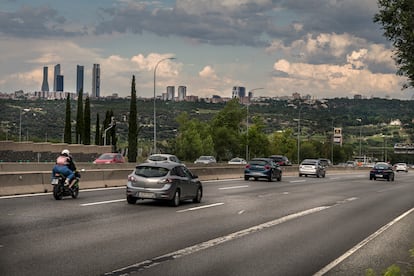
xmin=19 ymin=108 xmax=31 ymax=142
xmin=153 ymin=57 xmax=175 ymax=154
xmin=356 ymin=118 xmax=362 ymax=158
xmin=246 ymin=88 xmax=263 ymax=161
xmin=297 ymin=105 xmax=303 ymax=164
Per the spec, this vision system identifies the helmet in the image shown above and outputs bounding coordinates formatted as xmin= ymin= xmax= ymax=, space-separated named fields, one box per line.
xmin=61 ymin=149 xmax=70 ymax=156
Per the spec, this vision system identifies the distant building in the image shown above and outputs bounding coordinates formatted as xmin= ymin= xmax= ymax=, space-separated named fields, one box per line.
xmin=76 ymin=65 xmax=84 ymax=95
xmin=92 ymin=64 xmax=100 ymax=98
xmin=53 ymin=64 xmax=61 ymax=92
xmin=166 ymin=86 xmax=175 ymax=101
xmin=178 ymin=86 xmax=186 ymax=101
xmin=41 ymin=66 xmax=49 ymax=92
xmin=56 ymin=75 xmax=64 ymax=92
xmin=232 ymin=86 xmax=246 ymax=98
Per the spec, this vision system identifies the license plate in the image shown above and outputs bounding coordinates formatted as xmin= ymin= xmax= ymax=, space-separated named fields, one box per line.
xmin=139 ymin=192 xmax=155 ymax=198
xmin=51 ymin=178 xmax=59 ymax=185
xmin=375 ymin=174 xmax=383 ymax=178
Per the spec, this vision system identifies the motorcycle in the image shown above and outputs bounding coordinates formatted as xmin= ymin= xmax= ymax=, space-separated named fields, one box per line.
xmin=51 ymin=173 xmax=80 ymax=200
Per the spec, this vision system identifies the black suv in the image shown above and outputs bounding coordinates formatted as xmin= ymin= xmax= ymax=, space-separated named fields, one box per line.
xmin=268 ymin=155 xmax=292 ymax=166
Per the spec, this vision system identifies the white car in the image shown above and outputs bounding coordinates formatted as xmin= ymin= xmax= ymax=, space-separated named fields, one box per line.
xmin=194 ymin=156 xmax=217 ymax=164
xmin=228 ymin=158 xmax=247 ymax=165
xmin=145 ymin=154 xmax=182 ymax=164
xmin=394 ymin=163 xmax=408 ymax=172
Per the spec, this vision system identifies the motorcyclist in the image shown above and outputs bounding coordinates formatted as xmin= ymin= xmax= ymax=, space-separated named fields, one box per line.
xmin=60 ymin=149 xmax=80 ymax=188
xmin=52 ymin=150 xmax=75 ymax=187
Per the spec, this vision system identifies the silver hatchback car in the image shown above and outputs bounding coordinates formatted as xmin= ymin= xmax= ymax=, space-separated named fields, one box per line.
xmin=299 ymin=159 xmax=326 ymax=178
xmin=126 ymin=162 xmax=202 ymax=207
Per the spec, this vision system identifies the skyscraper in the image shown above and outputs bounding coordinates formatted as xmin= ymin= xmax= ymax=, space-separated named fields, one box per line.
xmin=53 ymin=64 xmax=61 ymax=92
xmin=166 ymin=86 xmax=175 ymax=101
xmin=56 ymin=75 xmax=64 ymax=92
xmin=92 ymin=64 xmax=100 ymax=98
xmin=178 ymin=86 xmax=186 ymax=101
xmin=41 ymin=66 xmax=49 ymax=92
xmin=76 ymin=65 xmax=84 ymax=95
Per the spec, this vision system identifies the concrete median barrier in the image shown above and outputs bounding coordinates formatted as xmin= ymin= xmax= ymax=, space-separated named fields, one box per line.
xmin=0 ymin=164 xmax=370 ymax=196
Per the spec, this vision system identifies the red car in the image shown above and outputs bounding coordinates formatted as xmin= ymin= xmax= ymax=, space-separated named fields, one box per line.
xmin=93 ymin=153 xmax=125 ymax=164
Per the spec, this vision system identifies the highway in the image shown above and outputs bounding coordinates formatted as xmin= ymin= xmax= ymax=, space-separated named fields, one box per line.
xmin=1 ymin=171 xmax=413 ymax=276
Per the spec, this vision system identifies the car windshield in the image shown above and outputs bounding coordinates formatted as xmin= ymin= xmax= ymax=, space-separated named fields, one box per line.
xmin=249 ymin=160 xmax=267 ymax=166
xmin=135 ymin=166 xmax=169 ymax=177
xmin=149 ymin=155 xmax=168 ymax=161
xmin=375 ymin=164 xmax=389 ymax=169
xmin=302 ymin=160 xmax=317 ymax=165
xmin=99 ymin=154 xmax=114 ymax=160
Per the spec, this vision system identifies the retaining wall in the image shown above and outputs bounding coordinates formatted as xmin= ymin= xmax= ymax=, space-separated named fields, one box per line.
xmin=0 ymin=164 xmax=367 ymax=196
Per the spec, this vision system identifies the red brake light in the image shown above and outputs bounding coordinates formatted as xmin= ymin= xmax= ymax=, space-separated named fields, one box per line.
xmin=245 ymin=164 xmax=251 ymax=169
xmin=128 ymin=175 xmax=136 ymax=181
xmin=264 ymin=165 xmax=271 ymax=170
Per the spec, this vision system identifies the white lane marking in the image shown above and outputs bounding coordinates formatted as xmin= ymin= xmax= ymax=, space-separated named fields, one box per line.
xmin=176 ymin=202 xmax=224 ymax=213
xmin=80 ymin=199 xmax=125 ymax=206
xmin=219 ymin=185 xmax=249 ymax=190
xmin=290 ymin=180 xmax=306 ymax=183
xmin=104 ymin=206 xmax=331 ymax=275
xmin=238 ymin=210 xmax=245 ymax=215
xmin=313 ymin=207 xmax=414 ymax=276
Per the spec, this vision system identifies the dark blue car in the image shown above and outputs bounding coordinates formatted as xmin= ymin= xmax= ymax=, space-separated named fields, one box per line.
xmin=369 ymin=162 xmax=395 ymax=181
xmin=244 ymin=158 xmax=282 ymax=182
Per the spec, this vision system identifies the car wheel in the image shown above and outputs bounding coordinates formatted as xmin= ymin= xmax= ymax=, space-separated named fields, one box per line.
xmin=277 ymin=174 xmax=282 ymax=182
xmin=322 ymin=172 xmax=326 ymax=178
xmin=299 ymin=174 xmax=302 ymax=177
xmin=127 ymin=195 xmax=137 ymax=204
xmin=171 ymin=190 xmax=180 ymax=207
xmin=193 ymin=188 xmax=202 ymax=203
xmin=391 ymin=175 xmax=395 ymax=182
xmin=316 ymin=173 xmax=320 ymax=178
xmin=254 ymin=177 xmax=258 ymax=181
xmin=244 ymin=176 xmax=249 ymax=181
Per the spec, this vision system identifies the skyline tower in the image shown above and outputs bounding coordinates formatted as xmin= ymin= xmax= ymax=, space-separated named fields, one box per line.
xmin=166 ymin=86 xmax=175 ymax=100
xmin=92 ymin=64 xmax=100 ymax=98
xmin=76 ymin=65 xmax=84 ymax=95
xmin=41 ymin=66 xmax=49 ymax=92
xmin=53 ymin=64 xmax=61 ymax=92
xmin=56 ymin=75 xmax=64 ymax=92
xmin=178 ymin=86 xmax=186 ymax=101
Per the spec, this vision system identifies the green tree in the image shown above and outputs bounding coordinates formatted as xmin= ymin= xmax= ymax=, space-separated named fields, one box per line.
xmin=128 ymin=75 xmax=138 ymax=163
xmin=269 ymin=128 xmax=296 ymax=161
xmin=211 ymin=99 xmax=245 ymax=160
xmin=95 ymin=113 xmax=100 ymax=145
xmin=374 ymin=0 xmax=414 ymax=89
xmin=83 ymin=96 xmax=91 ymax=145
xmin=63 ymin=94 xmax=72 ymax=144
xmin=175 ymin=112 xmax=214 ymax=161
xmin=75 ymin=89 xmax=84 ymax=144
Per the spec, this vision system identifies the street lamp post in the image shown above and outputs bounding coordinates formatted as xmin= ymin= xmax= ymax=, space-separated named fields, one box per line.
xmin=245 ymin=88 xmax=263 ymax=161
xmin=19 ymin=108 xmax=31 ymax=142
xmin=153 ymin=57 xmax=175 ymax=154
xmin=356 ymin=118 xmax=362 ymax=158
xmin=297 ymin=105 xmax=303 ymax=164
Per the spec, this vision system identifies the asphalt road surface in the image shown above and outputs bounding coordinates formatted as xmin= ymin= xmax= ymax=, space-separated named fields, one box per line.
xmin=1 ymin=171 xmax=413 ymax=276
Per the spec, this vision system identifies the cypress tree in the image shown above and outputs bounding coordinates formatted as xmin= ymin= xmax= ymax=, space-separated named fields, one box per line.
xmin=63 ymin=94 xmax=72 ymax=144
xmin=95 ymin=113 xmax=100 ymax=145
xmin=128 ymin=75 xmax=138 ymax=163
xmin=83 ymin=96 xmax=91 ymax=145
xmin=75 ymin=89 xmax=84 ymax=144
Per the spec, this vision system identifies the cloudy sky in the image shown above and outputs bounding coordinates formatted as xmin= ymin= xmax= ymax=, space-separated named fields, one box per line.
xmin=1 ymin=0 xmax=413 ymax=99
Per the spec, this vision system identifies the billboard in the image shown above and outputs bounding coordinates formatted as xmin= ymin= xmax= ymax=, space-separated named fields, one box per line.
xmin=333 ymin=127 xmax=342 ymax=145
